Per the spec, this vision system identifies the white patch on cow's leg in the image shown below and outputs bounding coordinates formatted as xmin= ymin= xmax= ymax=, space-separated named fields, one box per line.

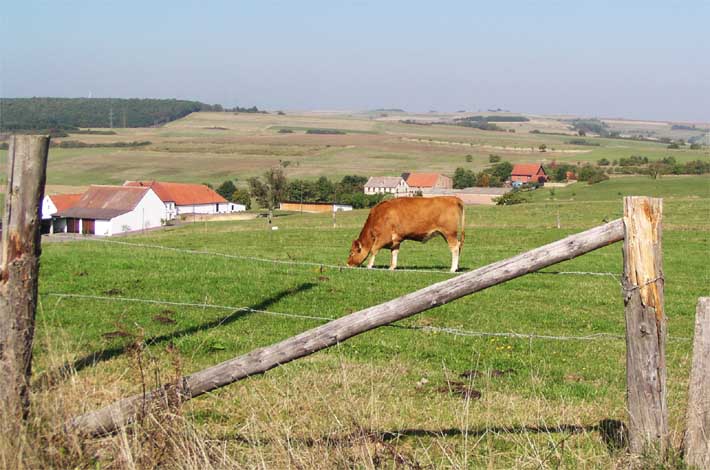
xmin=450 ymin=241 xmax=461 ymax=272
xmin=367 ymin=252 xmax=376 ymax=269
xmin=389 ymin=249 xmax=399 ymax=270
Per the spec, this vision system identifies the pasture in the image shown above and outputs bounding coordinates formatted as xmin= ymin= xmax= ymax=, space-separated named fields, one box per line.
xmin=1 ymin=111 xmax=707 ymax=192
xmin=22 ymin=175 xmax=709 ymax=468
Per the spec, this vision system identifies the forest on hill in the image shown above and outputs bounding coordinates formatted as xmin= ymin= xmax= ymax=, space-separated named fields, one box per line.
xmin=0 ymin=97 xmax=225 ymax=131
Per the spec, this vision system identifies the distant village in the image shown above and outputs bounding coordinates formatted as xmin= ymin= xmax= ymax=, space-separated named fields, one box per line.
xmin=43 ymin=163 xmax=555 ymax=237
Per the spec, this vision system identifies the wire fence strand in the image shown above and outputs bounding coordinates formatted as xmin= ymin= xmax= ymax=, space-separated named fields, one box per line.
xmin=82 ymin=237 xmax=622 ymax=281
xmin=45 ymin=292 xmax=690 ymax=342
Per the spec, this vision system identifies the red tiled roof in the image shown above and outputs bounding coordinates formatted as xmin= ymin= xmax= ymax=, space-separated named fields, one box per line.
xmin=49 ymin=193 xmax=83 ymax=211
xmin=511 ymin=163 xmax=544 ymax=177
xmin=56 ymin=186 xmax=149 ymax=219
xmin=124 ymin=181 xmax=227 ymax=205
xmin=405 ymin=173 xmax=441 ymax=188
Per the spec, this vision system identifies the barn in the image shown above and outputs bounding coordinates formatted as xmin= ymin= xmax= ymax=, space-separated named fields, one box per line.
xmin=124 ymin=181 xmax=245 ymax=220
xmin=41 ymin=193 xmax=83 ymax=234
xmin=363 ymin=176 xmax=410 ymax=196
xmin=511 ymin=163 xmax=548 ymax=185
xmin=404 ymin=173 xmax=453 ymax=192
xmin=53 ymin=185 xmax=165 ymax=236
xmin=279 ymin=202 xmax=353 ymax=213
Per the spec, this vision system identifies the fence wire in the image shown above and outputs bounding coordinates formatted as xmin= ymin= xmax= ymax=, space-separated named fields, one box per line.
xmin=83 ymin=237 xmax=622 ymax=281
xmin=46 ymin=292 xmax=690 ymax=342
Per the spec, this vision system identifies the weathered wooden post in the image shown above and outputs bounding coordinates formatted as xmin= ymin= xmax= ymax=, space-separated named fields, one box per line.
xmin=683 ymin=297 xmax=709 ymax=468
xmin=622 ymin=196 xmax=667 ymax=456
xmin=0 ymin=135 xmax=50 ymax=418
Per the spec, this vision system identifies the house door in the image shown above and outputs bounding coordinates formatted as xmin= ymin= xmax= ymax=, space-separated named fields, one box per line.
xmin=82 ymin=219 xmax=95 ymax=235
xmin=67 ymin=218 xmax=80 ymax=233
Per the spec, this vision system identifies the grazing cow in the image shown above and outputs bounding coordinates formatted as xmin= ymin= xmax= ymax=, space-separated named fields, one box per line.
xmin=347 ymin=196 xmax=465 ymax=272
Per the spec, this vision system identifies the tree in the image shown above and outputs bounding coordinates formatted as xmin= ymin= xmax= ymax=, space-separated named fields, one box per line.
xmin=491 ymin=161 xmax=513 ymax=181
xmin=216 ymin=180 xmax=237 ymax=200
xmin=232 ymin=189 xmax=252 ymax=209
xmin=597 ymin=158 xmax=610 ymax=166
xmin=248 ymin=168 xmax=288 ymax=222
xmin=315 ymin=176 xmax=335 ymax=202
xmin=489 ymin=154 xmax=501 ymax=163
xmin=539 ymin=144 xmax=547 ymax=152
xmin=453 ymin=167 xmax=475 ymax=189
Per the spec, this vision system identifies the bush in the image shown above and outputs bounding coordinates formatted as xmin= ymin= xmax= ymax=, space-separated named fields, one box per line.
xmin=465 ymin=154 xmax=473 ymax=163
xmin=495 ymin=190 xmax=528 ymax=205
xmin=305 ymin=128 xmax=346 ymax=135
xmin=231 ymin=188 xmax=252 ymax=209
xmin=597 ymin=158 xmax=610 ymax=166
xmin=489 ymin=154 xmax=501 ymax=163
xmin=278 ymin=128 xmax=293 ymax=133
xmin=578 ymin=165 xmax=609 ymax=184
xmin=689 ymin=143 xmax=701 ymax=150
xmin=667 ymin=143 xmax=679 ymax=149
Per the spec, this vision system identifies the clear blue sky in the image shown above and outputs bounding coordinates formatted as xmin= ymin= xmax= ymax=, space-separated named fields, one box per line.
xmin=2 ymin=1 xmax=708 ymax=121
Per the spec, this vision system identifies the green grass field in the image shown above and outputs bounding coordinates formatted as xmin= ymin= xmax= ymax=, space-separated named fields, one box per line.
xmin=27 ymin=175 xmax=708 ymax=468
xmin=1 ymin=111 xmax=707 ymax=191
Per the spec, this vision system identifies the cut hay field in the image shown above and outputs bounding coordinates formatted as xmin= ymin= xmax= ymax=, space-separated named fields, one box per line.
xmin=1 ymin=111 xmax=707 ymax=192
xmin=16 ymin=176 xmax=708 ymax=468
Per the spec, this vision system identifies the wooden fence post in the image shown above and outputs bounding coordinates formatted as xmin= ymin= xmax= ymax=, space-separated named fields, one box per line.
xmin=0 ymin=135 xmax=50 ymax=418
xmin=622 ymin=196 xmax=667 ymax=456
xmin=683 ymin=297 xmax=710 ymax=468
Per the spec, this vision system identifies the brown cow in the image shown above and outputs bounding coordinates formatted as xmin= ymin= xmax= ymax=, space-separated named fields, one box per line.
xmin=347 ymin=196 xmax=465 ymax=272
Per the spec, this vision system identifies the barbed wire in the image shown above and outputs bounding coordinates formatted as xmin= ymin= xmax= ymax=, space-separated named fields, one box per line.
xmin=46 ymin=292 xmax=690 ymax=342
xmin=81 ymin=237 xmax=622 ymax=281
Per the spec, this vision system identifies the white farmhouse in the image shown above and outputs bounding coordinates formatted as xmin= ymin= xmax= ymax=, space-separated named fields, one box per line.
xmin=124 ymin=181 xmax=244 ymax=220
xmin=53 ymin=185 xmax=165 ymax=236
xmin=40 ymin=193 xmax=83 ymax=233
xmin=363 ymin=176 xmax=410 ymax=196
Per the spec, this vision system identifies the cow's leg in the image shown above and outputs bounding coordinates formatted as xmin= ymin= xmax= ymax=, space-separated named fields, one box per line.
xmin=447 ymin=237 xmax=461 ymax=273
xmin=367 ymin=249 xmax=378 ymax=269
xmin=389 ymin=244 xmax=400 ymax=271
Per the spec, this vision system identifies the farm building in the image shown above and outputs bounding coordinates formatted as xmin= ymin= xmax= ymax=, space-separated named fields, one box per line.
xmin=363 ymin=176 xmax=410 ymax=196
xmin=404 ymin=172 xmax=453 ymax=192
xmin=510 ymin=163 xmax=548 ymax=184
xmin=124 ymin=181 xmax=244 ymax=220
xmin=422 ymin=187 xmax=509 ymax=205
xmin=41 ymin=193 xmax=83 ymax=234
xmin=53 ymin=185 xmax=165 ymax=236
xmin=279 ymin=202 xmax=353 ymax=213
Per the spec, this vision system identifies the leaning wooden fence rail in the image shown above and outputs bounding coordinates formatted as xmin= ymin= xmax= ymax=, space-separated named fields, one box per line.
xmin=70 ymin=217 xmax=626 ymax=436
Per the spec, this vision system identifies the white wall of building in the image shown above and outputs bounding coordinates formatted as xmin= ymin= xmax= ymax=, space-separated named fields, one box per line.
xmin=41 ymin=196 xmax=57 ymax=220
xmin=94 ymin=220 xmax=112 ymax=236
xmin=364 ymin=180 xmax=410 ymax=196
xmin=108 ymin=189 xmax=165 ymax=235
xmin=175 ymin=202 xmax=245 ymax=215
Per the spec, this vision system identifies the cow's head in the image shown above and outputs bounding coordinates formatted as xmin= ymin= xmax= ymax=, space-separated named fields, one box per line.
xmin=347 ymin=239 xmax=368 ymax=267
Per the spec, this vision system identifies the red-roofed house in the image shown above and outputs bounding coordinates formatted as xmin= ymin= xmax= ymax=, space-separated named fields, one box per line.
xmin=510 ymin=163 xmax=548 ymax=184
xmin=53 ymin=185 xmax=165 ymax=236
xmin=404 ymin=173 xmax=453 ymax=192
xmin=41 ymin=193 xmax=84 ymax=234
xmin=124 ymin=181 xmax=245 ymax=219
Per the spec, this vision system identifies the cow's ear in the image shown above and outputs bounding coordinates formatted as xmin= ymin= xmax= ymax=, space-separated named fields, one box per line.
xmin=356 ymin=240 xmax=362 ymax=252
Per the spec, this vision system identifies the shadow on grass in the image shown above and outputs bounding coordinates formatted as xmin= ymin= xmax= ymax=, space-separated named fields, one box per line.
xmin=379 ymin=419 xmax=627 ymax=451
xmin=38 ymin=282 xmax=317 ymax=388
xmin=229 ymin=419 xmax=628 ymax=453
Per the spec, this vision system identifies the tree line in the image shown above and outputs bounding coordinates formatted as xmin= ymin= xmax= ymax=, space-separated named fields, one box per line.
xmin=0 ymin=98 xmax=256 ymax=132
xmin=211 ymin=172 xmax=385 ymax=212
